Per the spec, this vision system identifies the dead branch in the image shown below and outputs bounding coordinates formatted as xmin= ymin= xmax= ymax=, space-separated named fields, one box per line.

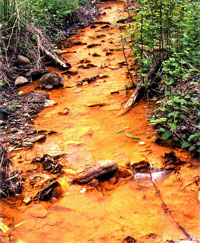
xmin=25 ymin=23 xmax=68 ymax=69
xmin=182 ymin=176 xmax=200 ymax=190
xmin=123 ymin=85 xmax=141 ymax=109
xmin=123 ymin=62 xmax=159 ymax=108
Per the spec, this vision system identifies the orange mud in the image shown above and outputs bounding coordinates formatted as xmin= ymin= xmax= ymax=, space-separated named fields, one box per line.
xmin=1 ymin=1 xmax=200 ymax=242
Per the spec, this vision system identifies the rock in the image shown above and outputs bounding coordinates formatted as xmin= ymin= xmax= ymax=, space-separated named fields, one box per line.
xmin=22 ymin=141 xmax=34 ymax=147
xmin=87 ymin=102 xmax=105 ymax=107
xmin=32 ymin=154 xmax=63 ymax=174
xmin=129 ymin=161 xmax=150 ymax=173
xmin=26 ymin=68 xmax=49 ymax=79
xmin=123 ymin=236 xmax=136 ymax=243
xmin=15 ymin=76 xmax=29 ymax=86
xmin=163 ymin=152 xmax=185 ymax=171
xmin=28 ymin=134 xmax=46 ymax=143
xmin=44 ymin=99 xmax=57 ymax=107
xmin=39 ymin=72 xmax=64 ymax=90
xmin=23 ymin=196 xmax=32 ymax=205
xmin=58 ymin=108 xmax=70 ymax=115
xmin=18 ymin=55 xmax=30 ymax=65
xmin=34 ymin=181 xmax=60 ymax=201
xmin=0 ymin=120 xmax=6 ymax=126
xmin=0 ymin=108 xmax=9 ymax=120
xmin=87 ymin=179 xmax=99 ymax=187
xmin=73 ymin=160 xmax=118 ymax=183
xmin=29 ymin=204 xmax=47 ymax=218
xmin=116 ymin=167 xmax=133 ymax=178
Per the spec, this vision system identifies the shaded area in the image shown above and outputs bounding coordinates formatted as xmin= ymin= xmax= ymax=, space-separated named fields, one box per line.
xmin=0 ymin=144 xmax=22 ymax=199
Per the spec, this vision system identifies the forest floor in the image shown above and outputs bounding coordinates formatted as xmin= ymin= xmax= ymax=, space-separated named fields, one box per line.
xmin=0 ymin=1 xmax=200 ymax=243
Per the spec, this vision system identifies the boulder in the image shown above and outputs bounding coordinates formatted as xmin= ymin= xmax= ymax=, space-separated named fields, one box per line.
xmin=18 ymin=55 xmax=30 ymax=65
xmin=44 ymin=99 xmax=57 ymax=107
xmin=39 ymin=72 xmax=64 ymax=90
xmin=15 ymin=76 xmax=29 ymax=86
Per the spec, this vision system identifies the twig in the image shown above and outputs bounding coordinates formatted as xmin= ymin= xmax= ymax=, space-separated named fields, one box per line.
xmin=25 ymin=23 xmax=67 ymax=69
xmin=7 ymin=0 xmax=20 ymax=51
xmin=182 ymin=176 xmax=200 ymax=190
xmin=123 ymin=85 xmax=142 ymax=109
xmin=119 ymin=29 xmax=134 ymax=85
xmin=5 ymin=173 xmax=19 ymax=182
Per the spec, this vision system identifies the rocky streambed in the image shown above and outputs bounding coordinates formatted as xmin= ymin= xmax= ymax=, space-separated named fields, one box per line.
xmin=0 ymin=1 xmax=200 ymax=243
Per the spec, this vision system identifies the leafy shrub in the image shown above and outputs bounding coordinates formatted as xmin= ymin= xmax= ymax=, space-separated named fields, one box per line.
xmin=121 ymin=0 xmax=200 ymax=152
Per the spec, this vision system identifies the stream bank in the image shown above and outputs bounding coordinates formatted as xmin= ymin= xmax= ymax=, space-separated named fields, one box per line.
xmin=0 ymin=1 xmax=200 ymax=242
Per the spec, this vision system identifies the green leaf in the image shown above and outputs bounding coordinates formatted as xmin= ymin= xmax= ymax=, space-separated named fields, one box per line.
xmin=168 ymin=123 xmax=176 ymax=130
xmin=0 ymin=222 xmax=10 ymax=233
xmin=157 ymin=127 xmax=166 ymax=132
xmin=188 ymin=133 xmax=199 ymax=141
xmin=116 ymin=130 xmax=123 ymax=134
xmin=121 ymin=38 xmax=127 ymax=45
xmin=177 ymin=90 xmax=182 ymax=95
xmin=181 ymin=141 xmax=191 ymax=148
xmin=15 ymin=221 xmax=27 ymax=228
xmin=185 ymin=94 xmax=190 ymax=99
xmin=192 ymin=98 xmax=199 ymax=105
xmin=125 ymin=133 xmax=141 ymax=140
xmin=162 ymin=131 xmax=172 ymax=140
xmin=16 ymin=239 xmax=26 ymax=243
xmin=165 ymin=79 xmax=174 ymax=85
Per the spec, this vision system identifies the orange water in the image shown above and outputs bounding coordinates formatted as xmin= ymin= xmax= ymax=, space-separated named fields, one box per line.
xmin=1 ymin=1 xmax=200 ymax=242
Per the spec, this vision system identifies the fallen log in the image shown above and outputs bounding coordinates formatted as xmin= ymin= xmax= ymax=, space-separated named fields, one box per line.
xmin=73 ymin=160 xmax=118 ymax=183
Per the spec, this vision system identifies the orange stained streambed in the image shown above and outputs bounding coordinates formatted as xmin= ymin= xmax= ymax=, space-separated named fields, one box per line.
xmin=1 ymin=1 xmax=200 ymax=243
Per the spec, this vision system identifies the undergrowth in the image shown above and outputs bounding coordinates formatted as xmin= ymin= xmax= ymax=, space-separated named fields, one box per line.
xmin=0 ymin=0 xmax=91 ymax=82
xmin=120 ymin=0 xmax=200 ymax=153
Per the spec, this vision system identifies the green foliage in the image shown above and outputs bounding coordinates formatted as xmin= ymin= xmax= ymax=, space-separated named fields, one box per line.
xmin=123 ymin=0 xmax=200 ymax=84
xmin=122 ymin=0 xmax=200 ymax=152
xmin=150 ymin=85 xmax=200 ymax=151
xmin=0 ymin=0 xmax=90 ymax=50
xmin=25 ymin=0 xmax=79 ymax=24
xmin=0 ymin=221 xmax=10 ymax=233
xmin=125 ymin=133 xmax=141 ymax=140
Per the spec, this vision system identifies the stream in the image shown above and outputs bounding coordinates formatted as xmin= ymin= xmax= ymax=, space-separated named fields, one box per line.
xmin=1 ymin=1 xmax=200 ymax=242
